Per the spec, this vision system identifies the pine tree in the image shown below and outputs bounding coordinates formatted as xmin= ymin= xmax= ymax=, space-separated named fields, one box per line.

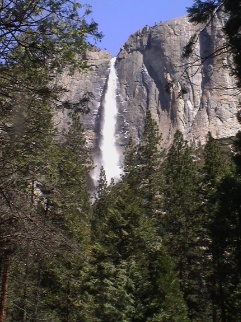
xmin=138 ymin=111 xmax=164 ymax=215
xmin=204 ymin=133 xmax=241 ymax=321
xmin=200 ymin=132 xmax=231 ymax=321
xmin=81 ymin=178 xmax=135 ymax=321
xmin=122 ymin=137 xmax=139 ymax=188
xmin=0 ymin=98 xmax=59 ymax=321
xmin=1 ymin=113 xmax=93 ymax=321
xmin=122 ymin=111 xmax=164 ymax=220
xmin=161 ymin=131 xmax=208 ymax=321
xmin=203 ymin=132 xmax=230 ymax=184
xmin=0 ymin=1 xmax=101 ymax=319
xmin=83 ymin=181 xmax=189 ymax=321
xmin=34 ymin=116 xmax=93 ymax=321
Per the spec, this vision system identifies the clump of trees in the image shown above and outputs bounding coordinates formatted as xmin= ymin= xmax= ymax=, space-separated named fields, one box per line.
xmin=0 ymin=0 xmax=100 ymax=320
xmin=87 ymin=112 xmax=241 ymax=321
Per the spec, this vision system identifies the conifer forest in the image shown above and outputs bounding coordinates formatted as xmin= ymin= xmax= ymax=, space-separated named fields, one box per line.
xmin=0 ymin=0 xmax=241 ymax=321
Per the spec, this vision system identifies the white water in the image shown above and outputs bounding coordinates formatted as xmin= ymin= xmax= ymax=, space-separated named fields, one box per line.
xmin=92 ymin=57 xmax=122 ymax=185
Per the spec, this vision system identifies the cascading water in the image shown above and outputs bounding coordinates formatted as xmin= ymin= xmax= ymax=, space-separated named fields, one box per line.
xmin=92 ymin=57 xmax=122 ymax=185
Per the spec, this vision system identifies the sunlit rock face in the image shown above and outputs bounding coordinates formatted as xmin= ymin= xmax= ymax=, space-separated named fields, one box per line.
xmin=56 ymin=14 xmax=240 ymax=180
xmin=115 ymin=13 xmax=240 ymax=148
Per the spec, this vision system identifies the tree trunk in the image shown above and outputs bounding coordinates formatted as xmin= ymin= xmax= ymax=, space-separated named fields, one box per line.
xmin=0 ymin=254 xmax=11 ymax=322
xmin=31 ymin=261 xmax=43 ymax=322
xmin=66 ymin=279 xmax=71 ymax=322
xmin=32 ymin=202 xmax=48 ymax=322
xmin=21 ymin=245 xmax=30 ymax=322
xmin=219 ymin=279 xmax=226 ymax=322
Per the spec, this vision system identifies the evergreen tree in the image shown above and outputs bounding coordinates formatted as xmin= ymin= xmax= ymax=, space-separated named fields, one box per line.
xmin=201 ymin=132 xmax=231 ymax=321
xmin=122 ymin=111 xmax=164 ymax=219
xmin=209 ymin=173 xmax=241 ymax=321
xmin=33 ymin=115 xmax=92 ymax=321
xmin=161 ymin=131 xmax=208 ymax=321
xmin=1 ymin=113 xmax=93 ymax=321
xmin=122 ymin=137 xmax=139 ymax=188
xmin=204 ymin=133 xmax=241 ymax=321
xmin=0 ymin=1 xmax=101 ymax=319
xmin=137 ymin=111 xmax=164 ymax=215
xmin=83 ymin=180 xmax=189 ymax=321
xmin=203 ymin=132 xmax=230 ymax=183
xmin=81 ymin=178 xmax=135 ymax=321
xmin=0 ymin=98 xmax=59 ymax=321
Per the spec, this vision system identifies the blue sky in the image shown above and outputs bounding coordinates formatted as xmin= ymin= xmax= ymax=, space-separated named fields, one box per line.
xmin=86 ymin=0 xmax=194 ymax=56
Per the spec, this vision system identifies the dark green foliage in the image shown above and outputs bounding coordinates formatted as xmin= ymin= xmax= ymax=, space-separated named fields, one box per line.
xmin=3 ymin=114 xmax=92 ymax=321
xmin=81 ymin=117 xmax=190 ymax=320
xmin=187 ymin=1 xmax=220 ymax=25
xmin=161 ymin=131 xmax=210 ymax=320
xmin=84 ymin=181 xmax=189 ymax=322
xmin=203 ymin=132 xmax=241 ymax=321
xmin=0 ymin=1 xmax=101 ymax=319
xmin=82 ymin=115 xmax=189 ymax=321
xmin=33 ymin=117 xmax=92 ymax=321
xmin=201 ymin=132 xmax=230 ymax=321
xmin=138 ymin=111 xmax=164 ymax=212
xmin=208 ymin=174 xmax=241 ymax=321
xmin=197 ymin=131 xmax=241 ymax=321
xmin=53 ymin=115 xmax=92 ymax=239
xmin=0 ymin=0 xmax=102 ymax=70
xmin=82 ymin=182 xmax=137 ymax=321
xmin=203 ymin=132 xmax=230 ymax=183
xmin=233 ymin=131 xmax=241 ymax=173
xmin=82 ymin=126 xmax=241 ymax=321
xmin=122 ymin=111 xmax=164 ymax=219
xmin=122 ymin=137 xmax=140 ymax=188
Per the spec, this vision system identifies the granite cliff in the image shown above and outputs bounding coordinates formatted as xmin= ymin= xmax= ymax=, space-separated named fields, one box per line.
xmin=115 ymin=13 xmax=240 ymax=147
xmin=54 ymin=48 xmax=112 ymax=150
xmin=56 ymin=13 xmax=240 ymax=166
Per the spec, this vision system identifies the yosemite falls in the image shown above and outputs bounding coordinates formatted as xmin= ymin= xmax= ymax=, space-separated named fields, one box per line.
xmin=92 ymin=57 xmax=122 ymax=185
xmin=58 ymin=14 xmax=240 ymax=186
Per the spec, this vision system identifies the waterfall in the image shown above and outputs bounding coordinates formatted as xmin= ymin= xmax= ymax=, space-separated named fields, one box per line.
xmin=92 ymin=57 xmax=122 ymax=185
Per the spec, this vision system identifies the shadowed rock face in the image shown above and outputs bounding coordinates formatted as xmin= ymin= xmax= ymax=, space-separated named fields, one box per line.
xmin=54 ymin=48 xmax=112 ymax=150
xmin=56 ymin=14 xmax=240 ymax=164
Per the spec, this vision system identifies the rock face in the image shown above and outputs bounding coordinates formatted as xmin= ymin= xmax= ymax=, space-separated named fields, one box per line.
xmin=54 ymin=48 xmax=112 ymax=149
xmin=57 ymin=14 xmax=240 ymax=165
xmin=115 ymin=14 xmax=240 ymax=148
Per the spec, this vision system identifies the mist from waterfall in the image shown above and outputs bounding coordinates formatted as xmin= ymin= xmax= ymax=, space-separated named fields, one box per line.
xmin=92 ymin=57 xmax=122 ymax=185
